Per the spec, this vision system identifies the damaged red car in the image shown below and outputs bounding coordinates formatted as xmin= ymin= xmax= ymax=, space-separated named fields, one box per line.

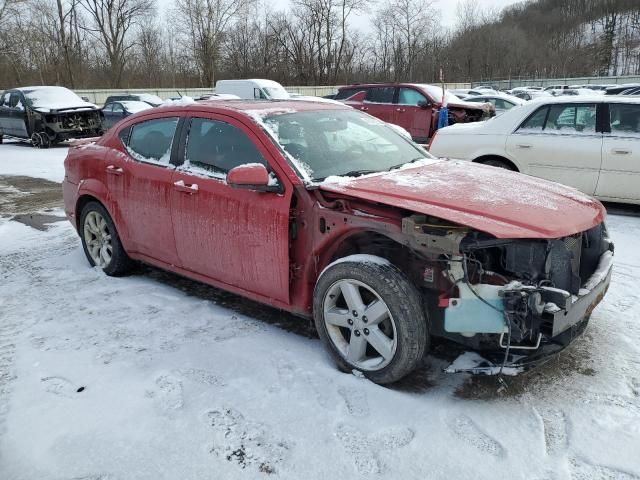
xmin=63 ymin=100 xmax=613 ymax=384
xmin=335 ymin=83 xmax=495 ymax=143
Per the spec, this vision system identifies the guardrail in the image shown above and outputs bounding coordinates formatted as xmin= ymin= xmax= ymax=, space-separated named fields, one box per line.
xmin=472 ymin=75 xmax=640 ymax=89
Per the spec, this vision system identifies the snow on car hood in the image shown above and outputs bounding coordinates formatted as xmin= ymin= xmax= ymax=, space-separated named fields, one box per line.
xmin=21 ymin=86 xmax=97 ymax=112
xmin=319 ymin=160 xmax=605 ymax=239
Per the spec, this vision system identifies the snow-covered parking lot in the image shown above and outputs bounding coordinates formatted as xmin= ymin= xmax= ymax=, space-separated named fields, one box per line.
xmin=1 ymin=141 xmax=640 ymax=480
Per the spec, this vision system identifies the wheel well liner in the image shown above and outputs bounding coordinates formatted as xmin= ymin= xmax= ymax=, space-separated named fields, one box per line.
xmin=473 ymin=155 xmax=519 ymax=171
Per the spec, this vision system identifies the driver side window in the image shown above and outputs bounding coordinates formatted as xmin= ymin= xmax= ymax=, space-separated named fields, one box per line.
xmin=183 ymin=118 xmax=267 ymax=178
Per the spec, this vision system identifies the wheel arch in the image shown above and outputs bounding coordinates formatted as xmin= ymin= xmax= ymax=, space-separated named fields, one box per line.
xmin=75 ymin=185 xmax=132 ymax=253
xmin=472 ymin=154 xmax=520 ymax=171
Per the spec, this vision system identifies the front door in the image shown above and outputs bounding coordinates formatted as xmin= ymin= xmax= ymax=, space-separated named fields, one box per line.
xmin=394 ymin=87 xmax=432 ymax=142
xmin=596 ymin=102 xmax=640 ymax=202
xmin=107 ymin=115 xmax=181 ymax=265
xmin=505 ymin=102 xmax=602 ymax=194
xmin=170 ymin=115 xmax=292 ymax=303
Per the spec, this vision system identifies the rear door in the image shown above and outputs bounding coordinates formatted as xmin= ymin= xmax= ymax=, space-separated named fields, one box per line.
xmin=107 ymin=115 xmax=181 ymax=265
xmin=394 ymin=87 xmax=432 ymax=142
xmin=505 ymin=102 xmax=602 ymax=194
xmin=595 ymin=102 xmax=640 ymax=201
xmin=362 ymin=87 xmax=396 ymax=123
xmin=170 ymin=114 xmax=292 ymax=303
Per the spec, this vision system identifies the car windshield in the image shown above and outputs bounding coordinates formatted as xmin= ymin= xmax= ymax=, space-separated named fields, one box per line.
xmin=263 ymin=87 xmax=290 ymax=99
xmin=415 ymin=84 xmax=462 ymax=104
xmin=120 ymin=101 xmax=153 ymax=113
xmin=22 ymin=87 xmax=88 ymax=108
xmin=138 ymin=94 xmax=163 ymax=105
xmin=263 ymin=110 xmax=432 ymax=182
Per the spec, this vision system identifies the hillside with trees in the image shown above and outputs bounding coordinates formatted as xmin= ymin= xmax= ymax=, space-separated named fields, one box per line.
xmin=0 ymin=0 xmax=638 ymax=89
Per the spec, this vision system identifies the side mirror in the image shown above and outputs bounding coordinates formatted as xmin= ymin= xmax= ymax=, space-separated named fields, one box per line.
xmin=227 ymin=163 xmax=282 ymax=193
xmin=417 ymin=100 xmax=431 ymax=109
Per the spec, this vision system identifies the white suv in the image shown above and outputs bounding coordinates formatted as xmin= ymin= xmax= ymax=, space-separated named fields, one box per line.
xmin=429 ymin=96 xmax=640 ymax=204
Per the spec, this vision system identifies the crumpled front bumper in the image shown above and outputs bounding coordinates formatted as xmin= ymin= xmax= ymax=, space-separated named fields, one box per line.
xmin=444 ymin=249 xmax=614 ymax=376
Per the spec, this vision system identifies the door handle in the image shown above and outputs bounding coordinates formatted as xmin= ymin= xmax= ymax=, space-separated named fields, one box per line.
xmin=360 ymin=106 xmax=368 ymax=111
xmin=396 ymin=108 xmax=406 ymax=113
xmin=516 ymin=144 xmax=532 ymax=149
xmin=106 ymin=165 xmax=123 ymax=175
xmin=612 ymin=149 xmax=631 ymax=155
xmin=173 ymin=180 xmax=199 ymax=194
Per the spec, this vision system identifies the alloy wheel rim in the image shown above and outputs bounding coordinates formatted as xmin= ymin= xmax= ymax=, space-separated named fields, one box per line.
xmin=83 ymin=211 xmax=113 ymax=268
xmin=322 ymin=279 xmax=397 ymax=371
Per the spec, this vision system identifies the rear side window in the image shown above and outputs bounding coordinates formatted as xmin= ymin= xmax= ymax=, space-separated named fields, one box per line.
xmin=365 ymin=87 xmax=395 ymax=103
xmin=184 ymin=118 xmax=266 ymax=177
xmin=127 ymin=117 xmax=179 ymax=164
xmin=609 ymin=103 xmax=640 ymax=137
xmin=518 ymin=104 xmax=596 ymax=134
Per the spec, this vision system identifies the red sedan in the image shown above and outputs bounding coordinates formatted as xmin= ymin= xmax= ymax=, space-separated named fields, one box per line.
xmin=63 ymin=99 xmax=613 ymax=383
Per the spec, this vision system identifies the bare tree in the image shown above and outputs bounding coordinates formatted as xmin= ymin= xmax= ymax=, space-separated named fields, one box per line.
xmin=79 ymin=0 xmax=153 ymax=87
xmin=174 ymin=0 xmax=254 ymax=87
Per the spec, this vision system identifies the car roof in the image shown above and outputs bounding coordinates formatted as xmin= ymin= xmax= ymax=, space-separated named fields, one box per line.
xmin=529 ymin=95 xmax=640 ymax=105
xmin=184 ymin=99 xmax=351 ymax=115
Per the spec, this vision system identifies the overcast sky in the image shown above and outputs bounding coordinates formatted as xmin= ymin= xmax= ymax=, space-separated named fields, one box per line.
xmin=264 ymin=0 xmax=525 ymax=30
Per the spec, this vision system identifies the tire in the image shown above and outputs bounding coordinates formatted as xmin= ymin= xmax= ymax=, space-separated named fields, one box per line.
xmin=479 ymin=157 xmax=515 ymax=171
xmin=0 ymin=132 xmax=3 ymax=144
xmin=313 ymin=256 xmax=428 ymax=384
xmin=80 ymin=201 xmax=133 ymax=276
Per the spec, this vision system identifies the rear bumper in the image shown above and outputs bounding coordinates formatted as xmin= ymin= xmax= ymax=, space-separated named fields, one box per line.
xmin=62 ymin=178 xmax=78 ymax=231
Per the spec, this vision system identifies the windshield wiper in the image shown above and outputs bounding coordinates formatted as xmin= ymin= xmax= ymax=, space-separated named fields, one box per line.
xmin=341 ymin=169 xmax=379 ymax=177
xmin=387 ymin=157 xmax=424 ymax=171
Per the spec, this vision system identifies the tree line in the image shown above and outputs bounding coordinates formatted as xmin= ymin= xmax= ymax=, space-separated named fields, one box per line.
xmin=0 ymin=0 xmax=638 ymax=90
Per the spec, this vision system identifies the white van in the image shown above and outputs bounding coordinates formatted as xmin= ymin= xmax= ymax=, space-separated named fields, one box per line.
xmin=215 ymin=79 xmax=290 ymax=100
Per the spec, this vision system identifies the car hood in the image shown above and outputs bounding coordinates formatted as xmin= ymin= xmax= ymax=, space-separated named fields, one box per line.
xmin=319 ymin=160 xmax=605 ymax=239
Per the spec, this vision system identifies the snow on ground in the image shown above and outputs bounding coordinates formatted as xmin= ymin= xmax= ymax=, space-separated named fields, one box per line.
xmin=0 ymin=145 xmax=640 ymax=479
xmin=0 ymin=140 xmax=68 ymax=183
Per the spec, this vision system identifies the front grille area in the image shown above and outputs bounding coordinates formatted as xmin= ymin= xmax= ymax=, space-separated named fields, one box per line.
xmin=549 ymin=223 xmax=606 ymax=295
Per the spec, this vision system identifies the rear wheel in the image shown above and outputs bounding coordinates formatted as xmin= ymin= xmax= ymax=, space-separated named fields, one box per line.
xmin=313 ymin=256 xmax=428 ymax=384
xmin=80 ymin=202 xmax=133 ymax=276
xmin=31 ymin=131 xmax=50 ymax=149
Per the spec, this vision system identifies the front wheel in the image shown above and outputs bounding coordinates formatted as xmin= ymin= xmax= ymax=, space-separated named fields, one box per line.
xmin=313 ymin=256 xmax=428 ymax=384
xmin=80 ymin=202 xmax=133 ymax=276
xmin=480 ymin=157 xmax=515 ymax=170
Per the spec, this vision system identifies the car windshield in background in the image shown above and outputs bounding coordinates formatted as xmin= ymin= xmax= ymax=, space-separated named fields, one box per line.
xmin=23 ymin=87 xmax=88 ymax=109
xmin=120 ymin=101 xmax=153 ymax=113
xmin=416 ymin=84 xmax=461 ymax=104
xmin=264 ymin=87 xmax=290 ymax=99
xmin=264 ymin=110 xmax=430 ymax=182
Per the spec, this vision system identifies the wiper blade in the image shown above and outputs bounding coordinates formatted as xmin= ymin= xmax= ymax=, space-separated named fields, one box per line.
xmin=341 ymin=169 xmax=379 ymax=177
xmin=387 ymin=157 xmax=424 ymax=171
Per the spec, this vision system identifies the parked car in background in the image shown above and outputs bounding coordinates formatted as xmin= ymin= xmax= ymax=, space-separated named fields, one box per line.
xmin=0 ymin=86 xmax=103 ymax=148
xmin=103 ymin=93 xmax=163 ymax=107
xmin=429 ymin=95 xmax=640 ymax=204
xmin=463 ymin=93 xmax=526 ymax=114
xmin=620 ymin=86 xmax=640 ymax=96
xmin=336 ymin=83 xmax=494 ymax=143
xmin=508 ymin=87 xmax=551 ymax=101
xmin=215 ymin=79 xmax=290 ymax=99
xmin=62 ymin=99 xmax=613 ymax=382
xmin=102 ymin=100 xmax=153 ymax=130
xmin=605 ymin=84 xmax=640 ymax=95
xmin=449 ymin=88 xmax=492 ymax=97
xmin=195 ymin=93 xmax=240 ymax=101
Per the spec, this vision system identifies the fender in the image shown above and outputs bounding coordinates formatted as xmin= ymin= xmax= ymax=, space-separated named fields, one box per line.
xmin=76 ymin=178 xmax=134 ymax=253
